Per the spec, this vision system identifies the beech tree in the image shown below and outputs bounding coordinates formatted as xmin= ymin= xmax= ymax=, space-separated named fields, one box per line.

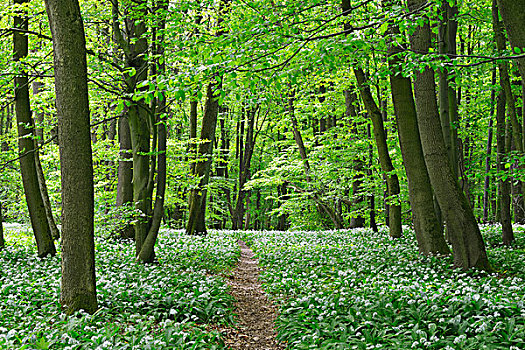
xmin=44 ymin=0 xmax=97 ymax=313
xmin=408 ymin=0 xmax=491 ymax=270
xmin=14 ymin=0 xmax=55 ymax=258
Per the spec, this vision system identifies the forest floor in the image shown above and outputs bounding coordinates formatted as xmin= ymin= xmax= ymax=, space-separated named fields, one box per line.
xmin=222 ymin=240 xmax=286 ymax=350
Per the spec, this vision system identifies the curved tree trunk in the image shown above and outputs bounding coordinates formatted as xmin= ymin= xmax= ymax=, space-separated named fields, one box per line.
xmin=387 ymin=21 xmax=449 ymax=255
xmin=35 ymin=152 xmax=60 ymax=240
xmin=14 ymin=0 xmax=56 ymax=258
xmin=354 ymin=68 xmax=402 ymax=238
xmin=45 ymin=0 xmax=97 ymax=313
xmin=408 ymin=0 xmax=491 ymax=271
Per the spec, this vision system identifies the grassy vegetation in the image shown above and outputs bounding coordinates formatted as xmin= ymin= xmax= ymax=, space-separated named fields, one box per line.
xmin=240 ymin=226 xmax=525 ymax=349
xmin=0 ymin=225 xmax=239 ymax=349
xmin=0 ymin=224 xmax=524 ymax=349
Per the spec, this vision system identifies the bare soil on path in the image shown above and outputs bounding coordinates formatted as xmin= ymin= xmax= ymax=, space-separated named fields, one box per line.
xmin=222 ymin=240 xmax=286 ymax=350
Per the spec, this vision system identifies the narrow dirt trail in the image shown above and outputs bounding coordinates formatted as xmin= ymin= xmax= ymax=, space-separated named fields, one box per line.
xmin=222 ymin=240 xmax=286 ymax=350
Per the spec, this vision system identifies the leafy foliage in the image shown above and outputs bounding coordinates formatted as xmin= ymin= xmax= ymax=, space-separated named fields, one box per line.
xmin=0 ymin=226 xmax=239 ymax=349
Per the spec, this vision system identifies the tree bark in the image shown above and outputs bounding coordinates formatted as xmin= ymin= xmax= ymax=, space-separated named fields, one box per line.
xmin=14 ymin=0 xmax=56 ymax=258
xmin=232 ymin=108 xmax=257 ymax=229
xmin=354 ymin=68 xmax=402 ymax=238
xmin=495 ymin=90 xmax=514 ymax=245
xmin=137 ymin=0 xmax=169 ymax=262
xmin=186 ymin=82 xmax=221 ymax=235
xmin=35 ymin=152 xmax=60 ymax=240
xmin=0 ymin=202 xmax=4 ymax=250
xmin=186 ymin=0 xmax=229 ymax=235
xmin=408 ymin=0 xmax=491 ymax=271
xmin=387 ymin=22 xmax=449 ymax=255
xmin=497 ymin=0 xmax=525 ymax=82
xmin=345 ymin=89 xmax=365 ymax=228
xmin=116 ymin=115 xmax=134 ymax=238
xmin=483 ymin=69 xmax=497 ymax=223
xmin=45 ymin=0 xmax=97 ymax=313
xmin=438 ymin=2 xmax=460 ymax=180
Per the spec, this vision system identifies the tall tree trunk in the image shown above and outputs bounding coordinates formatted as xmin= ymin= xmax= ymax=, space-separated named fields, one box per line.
xmin=354 ymin=68 xmax=402 ymax=238
xmin=32 ymin=68 xmax=60 ymax=240
xmin=345 ymin=89 xmax=365 ymax=228
xmin=14 ymin=0 xmax=56 ymax=257
xmin=32 ymin=80 xmax=44 ymax=146
xmin=35 ymin=153 xmax=60 ymax=239
xmin=387 ymin=21 xmax=449 ymax=254
xmin=137 ymin=0 xmax=168 ymax=262
xmin=483 ymin=69 xmax=497 ymax=223
xmin=232 ymin=107 xmax=256 ymax=229
xmin=0 ymin=202 xmax=4 ymax=250
xmin=119 ymin=0 xmax=152 ymax=254
xmin=495 ymin=90 xmax=514 ymax=245
xmin=116 ymin=115 xmax=134 ymax=238
xmin=493 ymin=0 xmax=525 ymax=231
xmin=367 ymin=124 xmax=378 ymax=232
xmin=186 ymin=83 xmax=221 ymax=235
xmin=438 ymin=2 xmax=459 ymax=180
xmin=45 ymin=0 xmax=97 ymax=313
xmin=112 ymin=0 xmax=134 ymax=239
xmin=408 ymin=0 xmax=491 ymax=271
xmin=186 ymin=0 xmax=229 ymax=235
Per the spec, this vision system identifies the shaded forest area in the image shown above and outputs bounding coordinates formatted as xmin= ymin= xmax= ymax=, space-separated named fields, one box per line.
xmin=0 ymin=0 xmax=525 ymax=347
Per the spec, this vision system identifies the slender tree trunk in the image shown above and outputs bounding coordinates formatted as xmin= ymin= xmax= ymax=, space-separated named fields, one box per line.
xmin=277 ymin=183 xmax=289 ymax=230
xmin=137 ymin=0 xmax=168 ymax=262
xmin=366 ymin=124 xmax=378 ymax=232
xmin=438 ymin=2 xmax=460 ymax=180
xmin=112 ymin=0 xmax=135 ymax=239
xmin=483 ymin=69 xmax=497 ymax=223
xmin=354 ymin=68 xmax=402 ymax=238
xmin=0 ymin=202 xmax=4 ymax=250
xmin=289 ymin=91 xmax=343 ymax=229
xmin=408 ymin=0 xmax=491 ymax=271
xmin=345 ymin=89 xmax=365 ymax=228
xmin=32 ymin=80 xmax=44 ymax=146
xmin=387 ymin=21 xmax=449 ymax=254
xmin=232 ymin=108 xmax=256 ymax=229
xmin=495 ymin=90 xmax=515 ymax=245
xmin=115 ymin=115 xmax=134 ymax=238
xmin=35 ymin=153 xmax=60 ymax=239
xmin=45 ymin=0 xmax=97 ymax=313
xmin=14 ymin=0 xmax=56 ymax=257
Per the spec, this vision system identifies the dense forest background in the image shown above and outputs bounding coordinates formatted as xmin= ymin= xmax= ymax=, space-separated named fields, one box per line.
xmin=2 ymin=0 xmax=523 ymax=232
xmin=2 ymin=0 xmax=525 ymax=261
xmin=0 ymin=0 xmax=525 ymax=348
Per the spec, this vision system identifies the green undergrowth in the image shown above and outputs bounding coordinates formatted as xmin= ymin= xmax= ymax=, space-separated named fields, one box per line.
xmin=0 ymin=225 xmax=240 ymax=350
xmin=239 ymin=226 xmax=525 ymax=350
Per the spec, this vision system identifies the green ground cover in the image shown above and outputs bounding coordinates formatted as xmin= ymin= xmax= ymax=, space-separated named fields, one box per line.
xmin=240 ymin=226 xmax=525 ymax=350
xmin=0 ymin=226 xmax=239 ymax=350
xmin=1 ymin=225 xmax=524 ymax=349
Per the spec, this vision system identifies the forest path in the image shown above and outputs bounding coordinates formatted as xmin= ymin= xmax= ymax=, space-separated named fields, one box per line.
xmin=222 ymin=240 xmax=286 ymax=350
